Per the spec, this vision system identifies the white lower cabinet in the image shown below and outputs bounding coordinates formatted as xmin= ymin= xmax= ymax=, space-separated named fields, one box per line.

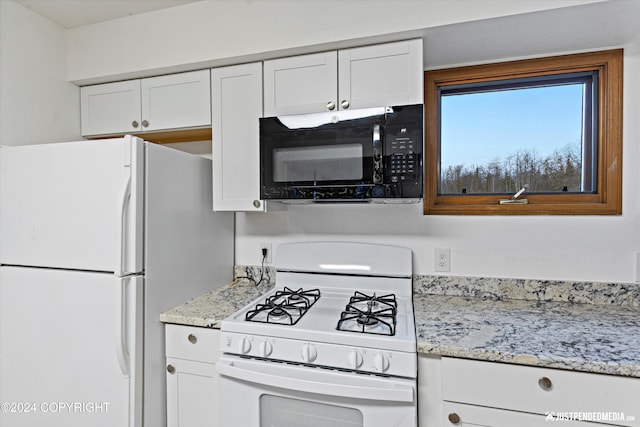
xmin=441 ymin=401 xmax=589 ymax=427
xmin=165 ymin=324 xmax=220 ymax=427
xmin=419 ymin=355 xmax=640 ymax=427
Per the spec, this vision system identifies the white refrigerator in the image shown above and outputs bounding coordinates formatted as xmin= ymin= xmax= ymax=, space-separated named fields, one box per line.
xmin=0 ymin=136 xmax=234 ymax=427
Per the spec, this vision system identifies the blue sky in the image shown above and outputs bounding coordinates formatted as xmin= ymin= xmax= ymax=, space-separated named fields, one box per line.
xmin=440 ymin=84 xmax=584 ymax=170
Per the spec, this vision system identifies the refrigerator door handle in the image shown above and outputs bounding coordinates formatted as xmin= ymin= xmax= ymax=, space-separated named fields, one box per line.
xmin=115 ymin=279 xmax=130 ymax=379
xmin=115 ymin=176 xmax=132 ymax=277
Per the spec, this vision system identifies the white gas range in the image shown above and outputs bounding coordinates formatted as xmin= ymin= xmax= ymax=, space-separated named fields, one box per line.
xmin=218 ymin=242 xmax=417 ymax=427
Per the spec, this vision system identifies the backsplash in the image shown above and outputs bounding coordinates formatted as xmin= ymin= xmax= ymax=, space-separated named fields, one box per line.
xmin=414 ymin=275 xmax=640 ymax=307
xmin=234 ymin=265 xmax=639 ymax=307
xmin=234 ymin=265 xmax=276 ymax=285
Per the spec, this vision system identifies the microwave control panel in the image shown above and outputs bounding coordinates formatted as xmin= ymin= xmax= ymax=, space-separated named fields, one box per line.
xmin=385 ymin=124 xmax=420 ymax=185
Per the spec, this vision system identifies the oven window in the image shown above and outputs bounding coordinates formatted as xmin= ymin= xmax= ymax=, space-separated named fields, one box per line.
xmin=273 ymin=144 xmax=363 ymax=182
xmin=260 ymin=395 xmax=363 ymax=427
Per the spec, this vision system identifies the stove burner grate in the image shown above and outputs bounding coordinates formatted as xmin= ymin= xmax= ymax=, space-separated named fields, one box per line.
xmin=349 ymin=291 xmax=397 ymax=311
xmin=245 ymin=287 xmax=320 ymax=325
xmin=336 ymin=292 xmax=397 ymax=336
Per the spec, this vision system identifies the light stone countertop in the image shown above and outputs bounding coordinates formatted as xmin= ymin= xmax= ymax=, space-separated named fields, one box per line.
xmin=413 ymin=293 xmax=640 ymax=377
xmin=160 ymin=275 xmax=640 ymax=378
xmin=159 ymin=279 xmax=274 ymax=328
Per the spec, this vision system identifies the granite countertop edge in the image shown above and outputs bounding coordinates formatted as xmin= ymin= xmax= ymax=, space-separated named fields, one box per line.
xmin=159 ymin=279 xmax=275 ymax=329
xmin=160 ymin=278 xmax=640 ymax=378
xmin=417 ymin=345 xmax=640 ymax=378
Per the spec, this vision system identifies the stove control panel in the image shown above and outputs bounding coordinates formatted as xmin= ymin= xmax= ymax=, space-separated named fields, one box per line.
xmin=258 ymin=340 xmax=273 ymax=357
xmin=300 ymin=343 xmax=318 ymax=363
xmin=348 ymin=350 xmax=364 ymax=369
xmin=373 ymin=353 xmax=390 ymax=373
xmin=238 ymin=337 xmax=251 ymax=354
xmin=220 ymin=332 xmax=416 ymax=378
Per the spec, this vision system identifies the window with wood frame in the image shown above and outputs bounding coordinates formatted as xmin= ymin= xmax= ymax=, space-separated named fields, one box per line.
xmin=424 ymin=49 xmax=622 ymax=215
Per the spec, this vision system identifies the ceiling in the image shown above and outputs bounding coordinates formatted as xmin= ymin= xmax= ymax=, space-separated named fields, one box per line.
xmin=15 ymin=0 xmax=201 ymax=29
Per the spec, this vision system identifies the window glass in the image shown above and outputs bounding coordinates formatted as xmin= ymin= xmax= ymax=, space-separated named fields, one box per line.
xmin=423 ymin=49 xmax=622 ymax=215
xmin=440 ymin=80 xmax=592 ymax=195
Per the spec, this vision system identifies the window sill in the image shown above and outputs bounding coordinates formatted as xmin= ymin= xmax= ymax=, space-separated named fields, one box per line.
xmin=424 ymin=195 xmax=621 ymax=215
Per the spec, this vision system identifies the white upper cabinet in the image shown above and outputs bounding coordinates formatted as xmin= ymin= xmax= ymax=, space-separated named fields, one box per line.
xmin=140 ymin=70 xmax=211 ymax=132
xmin=211 ymin=62 xmax=265 ymax=212
xmin=263 ymin=51 xmax=338 ymax=117
xmin=81 ymin=70 xmax=211 ymax=137
xmin=81 ymin=80 xmax=142 ymax=136
xmin=263 ymin=39 xmax=423 ymax=116
xmin=338 ymin=39 xmax=423 ymax=110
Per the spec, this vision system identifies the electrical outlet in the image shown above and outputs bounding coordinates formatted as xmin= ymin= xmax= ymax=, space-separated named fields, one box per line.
xmin=434 ymin=248 xmax=450 ymax=272
xmin=260 ymin=243 xmax=272 ymax=264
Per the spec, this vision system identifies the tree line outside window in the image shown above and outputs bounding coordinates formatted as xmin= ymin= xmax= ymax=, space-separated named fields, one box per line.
xmin=439 ymin=142 xmax=583 ymax=195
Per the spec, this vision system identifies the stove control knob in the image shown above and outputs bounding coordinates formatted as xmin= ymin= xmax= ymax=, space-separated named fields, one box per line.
xmin=373 ymin=353 xmax=390 ymax=373
xmin=258 ymin=341 xmax=273 ymax=357
xmin=238 ymin=337 xmax=252 ymax=354
xmin=300 ymin=343 xmax=317 ymax=363
xmin=347 ymin=350 xmax=363 ymax=369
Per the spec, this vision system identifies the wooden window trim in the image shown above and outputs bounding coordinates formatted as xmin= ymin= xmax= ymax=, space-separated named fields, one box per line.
xmin=424 ymin=49 xmax=623 ymax=215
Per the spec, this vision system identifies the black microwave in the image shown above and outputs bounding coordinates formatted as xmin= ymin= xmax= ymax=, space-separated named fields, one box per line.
xmin=259 ymin=104 xmax=423 ymax=203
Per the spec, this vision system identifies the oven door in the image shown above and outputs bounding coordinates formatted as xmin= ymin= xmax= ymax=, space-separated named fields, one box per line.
xmin=217 ymin=355 xmax=416 ymax=427
xmin=260 ymin=108 xmax=385 ymax=201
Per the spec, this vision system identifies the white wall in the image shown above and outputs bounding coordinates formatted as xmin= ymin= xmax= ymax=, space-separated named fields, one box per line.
xmin=234 ymin=36 xmax=640 ymax=284
xmin=22 ymin=0 xmax=640 ymax=283
xmin=0 ymin=0 xmax=80 ymax=146
xmin=231 ymin=3 xmax=640 ymax=284
xmin=66 ymin=0 xmax=604 ymax=84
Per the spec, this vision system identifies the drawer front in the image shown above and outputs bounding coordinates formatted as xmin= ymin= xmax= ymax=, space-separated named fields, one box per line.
xmin=165 ymin=324 xmax=220 ymax=363
xmin=442 ymin=401 xmax=591 ymax=427
xmin=442 ymin=357 xmax=639 ymax=427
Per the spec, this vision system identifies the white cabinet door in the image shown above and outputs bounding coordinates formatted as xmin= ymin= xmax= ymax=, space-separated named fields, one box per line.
xmin=211 ymin=62 xmax=265 ymax=211
xmin=166 ymin=358 xmax=218 ymax=427
xmin=338 ymin=39 xmax=423 ymax=110
xmin=81 ymin=79 xmax=142 ymax=136
xmin=442 ymin=402 xmax=590 ymax=427
xmin=263 ymin=40 xmax=423 ymax=117
xmin=441 ymin=357 xmax=640 ymax=425
xmin=165 ymin=325 xmax=220 ymax=427
xmin=263 ymin=51 xmax=338 ymax=116
xmin=141 ymin=70 xmax=211 ymax=132
xmin=81 ymin=70 xmax=211 ymax=137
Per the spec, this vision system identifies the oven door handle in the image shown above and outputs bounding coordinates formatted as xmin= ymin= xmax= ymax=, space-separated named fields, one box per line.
xmin=217 ymin=358 xmax=414 ymax=403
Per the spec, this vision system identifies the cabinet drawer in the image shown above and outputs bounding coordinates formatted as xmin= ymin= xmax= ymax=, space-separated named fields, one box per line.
xmin=442 ymin=401 xmax=590 ymax=427
xmin=442 ymin=357 xmax=639 ymax=427
xmin=165 ymin=324 xmax=220 ymax=363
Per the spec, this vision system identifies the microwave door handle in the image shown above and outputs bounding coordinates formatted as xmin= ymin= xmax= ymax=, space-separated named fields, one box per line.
xmin=372 ymin=124 xmax=383 ymax=184
xmin=217 ymin=359 xmax=413 ymax=403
